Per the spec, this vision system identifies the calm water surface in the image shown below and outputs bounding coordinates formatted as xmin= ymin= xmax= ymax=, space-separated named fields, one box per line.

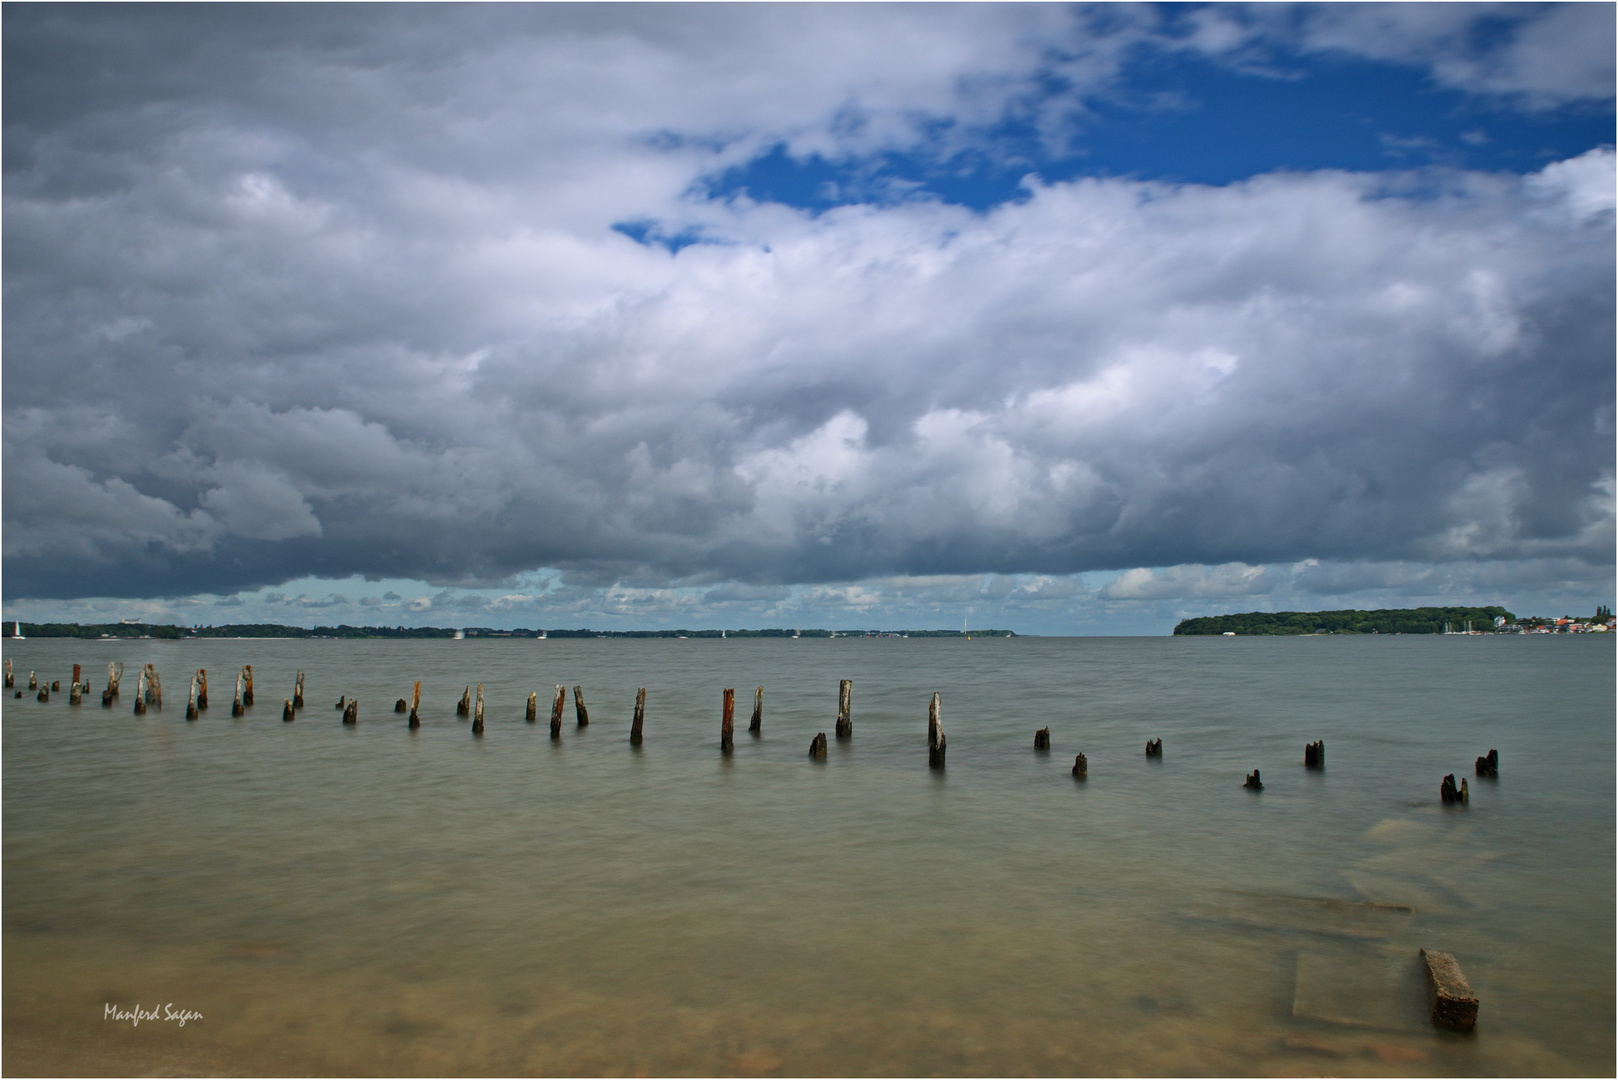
xmin=3 ymin=635 xmax=1613 ymax=1075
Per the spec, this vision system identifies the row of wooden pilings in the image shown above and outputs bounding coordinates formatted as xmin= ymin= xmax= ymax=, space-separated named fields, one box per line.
xmin=5 ymin=659 xmax=1499 ymax=789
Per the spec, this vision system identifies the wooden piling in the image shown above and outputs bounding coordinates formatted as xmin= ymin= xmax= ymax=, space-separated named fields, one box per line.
xmin=395 ymin=697 xmax=408 ymax=713
xmin=525 ymin=691 xmax=537 ymax=722
xmin=143 ymin=664 xmax=161 ymax=707
xmin=186 ymin=674 xmax=199 ymax=720
xmin=28 ymin=671 xmax=37 ymax=690
xmin=37 ymin=684 xmax=50 ymax=702
xmin=721 ymin=688 xmax=735 ymax=752
xmin=835 ymin=679 xmax=853 ymax=738
xmin=335 ymin=695 xmax=346 ymax=711
xmin=73 ymin=664 xmax=81 ymax=687
xmin=457 ymin=686 xmax=471 ymax=717
xmin=1034 ymin=727 xmax=1050 ymax=750
xmin=1304 ymin=740 xmax=1325 ymax=768
xmin=108 ymin=662 xmax=124 ymax=699
xmin=1244 ymin=769 xmax=1263 ymax=790
xmin=1440 ymin=774 xmax=1468 ymax=804
xmin=1072 ymin=753 xmax=1087 ymax=779
xmin=231 ymin=673 xmax=245 ymax=717
xmin=292 ymin=671 xmax=304 ymax=710
xmin=550 ymin=685 xmax=565 ymax=739
xmin=928 ymin=692 xmax=945 ymax=769
xmin=1420 ymin=950 xmax=1479 ymax=1031
xmin=51 ymin=680 xmax=60 ymax=692
xmin=472 ymin=684 xmax=484 ymax=734
xmin=408 ymin=681 xmax=421 ymax=726
xmin=133 ymin=670 xmax=147 ymax=715
xmin=1475 ymin=749 xmax=1498 ymax=777
xmin=70 ymin=680 xmax=82 ymax=705
xmin=343 ymin=699 xmax=358 ymax=725
xmin=195 ymin=667 xmax=206 ymax=709
xmin=241 ymin=665 xmax=254 ymax=706
xmin=809 ymin=732 xmax=827 ymax=759
xmin=3 ymin=658 xmax=11 ymax=688
xmin=629 ymin=688 xmax=646 ymax=745
xmin=749 ymin=686 xmax=763 ymax=734
xmin=1145 ymin=738 xmax=1163 ymax=758
xmin=282 ymin=698 xmax=295 ymax=722
xmin=574 ymin=685 xmax=589 ymax=727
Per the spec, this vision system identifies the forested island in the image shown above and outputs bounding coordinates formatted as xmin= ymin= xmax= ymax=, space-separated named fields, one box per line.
xmin=1173 ymin=606 xmax=1520 ymax=635
xmin=3 ymin=623 xmax=1015 ymax=640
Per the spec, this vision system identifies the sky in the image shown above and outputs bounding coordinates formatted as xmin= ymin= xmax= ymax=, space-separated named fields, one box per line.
xmin=3 ymin=2 xmax=1613 ymax=635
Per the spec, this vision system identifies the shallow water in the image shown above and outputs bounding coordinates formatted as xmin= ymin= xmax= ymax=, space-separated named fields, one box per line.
xmin=3 ymin=634 xmax=1613 ymax=1076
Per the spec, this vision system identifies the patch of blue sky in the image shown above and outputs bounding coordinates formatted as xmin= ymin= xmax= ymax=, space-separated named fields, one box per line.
xmin=700 ymin=51 xmax=1613 ymax=215
xmin=611 ymin=218 xmax=723 ymax=254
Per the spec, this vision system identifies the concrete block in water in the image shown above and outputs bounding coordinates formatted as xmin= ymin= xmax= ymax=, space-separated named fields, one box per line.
xmin=1420 ymin=949 xmax=1478 ymax=1031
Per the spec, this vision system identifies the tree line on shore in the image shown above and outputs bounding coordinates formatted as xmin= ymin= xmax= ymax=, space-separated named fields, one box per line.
xmin=4 ymin=623 xmax=1015 ymax=640
xmin=1173 ymin=606 xmax=1529 ymax=635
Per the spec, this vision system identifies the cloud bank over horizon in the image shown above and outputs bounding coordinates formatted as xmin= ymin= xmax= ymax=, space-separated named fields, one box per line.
xmin=4 ymin=4 xmax=1613 ymax=632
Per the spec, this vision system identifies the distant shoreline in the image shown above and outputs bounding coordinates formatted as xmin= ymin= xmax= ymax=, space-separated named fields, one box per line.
xmin=0 ymin=623 xmax=1017 ymax=641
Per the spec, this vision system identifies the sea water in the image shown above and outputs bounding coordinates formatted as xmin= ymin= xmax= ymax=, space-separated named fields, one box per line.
xmin=3 ymin=634 xmax=1613 ymax=1076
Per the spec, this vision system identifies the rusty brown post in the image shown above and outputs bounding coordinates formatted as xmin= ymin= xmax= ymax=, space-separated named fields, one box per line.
xmin=721 ymin=688 xmax=735 ymax=752
xmin=749 ymin=686 xmax=763 ymax=735
xmin=574 ymin=685 xmax=589 ymax=726
xmin=550 ymin=685 xmax=565 ymax=739
xmin=525 ymin=691 xmax=537 ymax=722
xmin=241 ymin=665 xmax=254 ymax=706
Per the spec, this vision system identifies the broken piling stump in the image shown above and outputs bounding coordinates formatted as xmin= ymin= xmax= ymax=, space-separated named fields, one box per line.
xmin=28 ymin=671 xmax=37 ymax=690
xmin=1244 ymin=769 xmax=1264 ymax=790
xmin=1440 ymin=774 xmax=1468 ymax=804
xmin=241 ymin=665 xmax=253 ymax=706
xmin=472 ymin=684 xmax=484 ymax=735
xmin=550 ymin=685 xmax=565 ymax=739
xmin=574 ymin=685 xmax=589 ymax=726
xmin=928 ymin=692 xmax=946 ymax=769
xmin=37 ymin=684 xmax=49 ymax=703
xmin=133 ymin=670 xmax=147 ymax=715
xmin=456 ymin=686 xmax=471 ymax=717
xmin=409 ymin=681 xmax=421 ymax=727
xmin=3 ymin=658 xmax=11 ymax=688
xmin=335 ymin=695 xmax=346 ymax=711
xmin=144 ymin=665 xmax=161 ymax=707
xmin=1475 ymin=749 xmax=1498 ymax=777
xmin=1420 ymin=949 xmax=1479 ymax=1031
xmin=108 ymin=662 xmax=124 ymax=699
xmin=809 ymin=732 xmax=827 ymax=759
xmin=51 ymin=680 xmax=60 ymax=692
xmin=195 ymin=667 xmax=206 ymax=709
xmin=721 ymin=688 xmax=735 ymax=752
xmin=835 ymin=679 xmax=853 ymax=739
xmin=749 ymin=686 xmax=763 ymax=735
xmin=231 ymin=673 xmax=245 ymax=717
xmin=629 ymin=687 xmax=646 ymax=745
xmin=1072 ymin=753 xmax=1087 ymax=779
xmin=1145 ymin=738 xmax=1163 ymax=758
xmin=395 ymin=698 xmax=408 ymax=713
xmin=525 ymin=691 xmax=537 ymax=722
xmin=291 ymin=671 xmax=303 ymax=710
xmin=70 ymin=680 xmax=82 ymax=705
xmin=73 ymin=664 xmax=81 ymax=687
xmin=282 ymin=698 xmax=295 ymax=722
xmin=343 ymin=699 xmax=358 ymax=725
xmin=1034 ymin=727 xmax=1050 ymax=750
xmin=1304 ymin=740 xmax=1325 ymax=768
xmin=186 ymin=674 xmax=199 ymax=720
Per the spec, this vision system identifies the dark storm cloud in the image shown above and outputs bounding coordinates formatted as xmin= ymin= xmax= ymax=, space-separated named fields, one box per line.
xmin=4 ymin=5 xmax=1612 ymax=603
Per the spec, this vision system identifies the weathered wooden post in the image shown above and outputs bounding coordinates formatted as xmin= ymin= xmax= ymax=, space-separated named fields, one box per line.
xmin=472 ymin=684 xmax=484 ymax=734
xmin=195 ymin=667 xmax=207 ymax=709
xmin=282 ymin=698 xmax=295 ymax=722
xmin=343 ymin=699 xmax=358 ymax=725
xmin=1145 ymin=738 xmax=1163 ymax=758
xmin=291 ymin=671 xmax=303 ymax=710
xmin=456 ymin=686 xmax=471 ymax=717
xmin=1420 ymin=949 xmax=1479 ymax=1031
xmin=37 ymin=682 xmax=50 ymax=702
xmin=1072 ymin=753 xmax=1087 ymax=779
xmin=574 ymin=685 xmax=589 ymax=727
xmin=241 ymin=665 xmax=254 ymax=706
xmin=144 ymin=664 xmax=161 ymax=707
xmin=3 ymin=658 xmax=11 ymax=688
xmin=395 ymin=697 xmax=408 ymax=713
xmin=133 ymin=670 xmax=147 ymax=715
xmin=749 ymin=686 xmax=763 ymax=735
xmin=231 ymin=673 xmax=245 ymax=717
xmin=1244 ymin=769 xmax=1263 ymax=790
xmin=550 ymin=685 xmax=565 ymax=739
xmin=28 ymin=670 xmax=37 ymax=690
xmin=525 ymin=691 xmax=537 ymax=722
xmin=51 ymin=680 xmax=60 ymax=692
xmin=808 ymin=732 xmax=828 ymax=759
xmin=334 ymin=695 xmax=346 ymax=710
xmin=835 ymin=679 xmax=853 ymax=738
xmin=70 ymin=680 xmax=83 ymax=705
xmin=629 ymin=688 xmax=646 ymax=745
xmin=1304 ymin=740 xmax=1324 ymax=768
xmin=108 ymin=662 xmax=124 ymax=699
xmin=1034 ymin=727 xmax=1050 ymax=750
xmin=73 ymin=664 xmax=81 ymax=688
xmin=408 ymin=680 xmax=422 ymax=728
xmin=721 ymin=688 xmax=735 ymax=752
xmin=186 ymin=674 xmax=199 ymax=720
xmin=928 ymin=692 xmax=946 ymax=769
xmin=1440 ymin=774 xmax=1469 ymax=804
xmin=1475 ymin=749 xmax=1498 ymax=777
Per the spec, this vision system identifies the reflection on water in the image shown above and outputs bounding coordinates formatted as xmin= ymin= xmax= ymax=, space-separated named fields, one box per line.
xmin=4 ymin=635 xmax=1613 ymax=1075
